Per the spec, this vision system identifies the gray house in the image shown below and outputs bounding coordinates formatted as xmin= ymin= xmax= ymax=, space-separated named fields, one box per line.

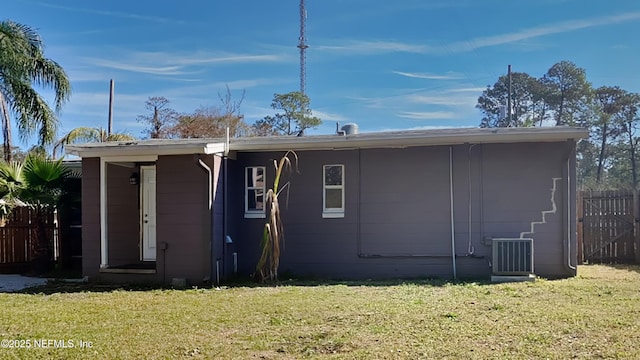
xmin=66 ymin=126 xmax=589 ymax=284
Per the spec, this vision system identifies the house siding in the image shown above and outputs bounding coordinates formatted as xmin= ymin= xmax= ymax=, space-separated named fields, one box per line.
xmin=106 ymin=163 xmax=139 ymax=266
xmin=156 ymin=154 xmax=216 ymax=285
xmin=213 ymin=155 xmax=225 ymax=279
xmin=81 ymin=154 xmax=221 ymax=285
xmin=480 ymin=142 xmax=575 ymax=277
xmin=229 ymin=141 xmax=576 ymax=280
xmin=81 ymin=158 xmax=100 ymax=278
xmin=81 ymin=137 xmax=578 ymax=282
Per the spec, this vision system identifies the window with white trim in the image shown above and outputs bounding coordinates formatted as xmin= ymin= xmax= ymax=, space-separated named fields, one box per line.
xmin=323 ymin=164 xmax=344 ymax=218
xmin=245 ymin=166 xmax=266 ymax=218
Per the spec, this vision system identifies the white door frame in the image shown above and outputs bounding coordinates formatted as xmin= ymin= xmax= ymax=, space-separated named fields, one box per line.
xmin=99 ymin=155 xmax=157 ymax=269
xmin=140 ymin=165 xmax=157 ymax=261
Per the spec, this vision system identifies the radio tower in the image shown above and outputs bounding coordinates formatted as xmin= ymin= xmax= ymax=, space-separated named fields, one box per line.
xmin=297 ymin=0 xmax=308 ymax=95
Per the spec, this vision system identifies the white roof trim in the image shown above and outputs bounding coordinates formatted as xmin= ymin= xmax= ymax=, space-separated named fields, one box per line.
xmin=66 ymin=141 xmax=225 ymax=158
xmin=230 ymin=128 xmax=588 ymax=151
xmin=65 ymin=127 xmax=589 ymax=158
xmin=102 ymin=155 xmax=158 ymax=163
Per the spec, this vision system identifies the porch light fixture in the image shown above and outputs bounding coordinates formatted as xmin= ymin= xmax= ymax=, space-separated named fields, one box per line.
xmin=129 ymin=172 xmax=139 ymax=185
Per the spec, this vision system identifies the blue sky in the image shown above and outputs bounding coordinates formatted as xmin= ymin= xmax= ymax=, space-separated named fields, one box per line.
xmin=5 ymin=0 xmax=640 ymax=146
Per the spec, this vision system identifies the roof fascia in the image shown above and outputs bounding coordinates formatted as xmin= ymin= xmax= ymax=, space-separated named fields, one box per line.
xmin=229 ymin=128 xmax=589 ymax=152
xmin=66 ymin=142 xmax=225 ymax=158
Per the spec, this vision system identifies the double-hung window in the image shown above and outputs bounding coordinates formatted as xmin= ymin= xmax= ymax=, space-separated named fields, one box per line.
xmin=245 ymin=166 xmax=266 ymax=218
xmin=323 ymin=164 xmax=344 ymax=218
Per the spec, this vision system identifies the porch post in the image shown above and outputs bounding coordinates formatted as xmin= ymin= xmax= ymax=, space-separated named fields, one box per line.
xmin=100 ymin=158 xmax=108 ymax=268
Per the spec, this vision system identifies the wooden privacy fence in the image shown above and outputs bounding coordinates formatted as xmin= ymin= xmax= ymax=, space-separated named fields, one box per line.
xmin=578 ymin=190 xmax=640 ymax=264
xmin=0 ymin=207 xmax=56 ymax=273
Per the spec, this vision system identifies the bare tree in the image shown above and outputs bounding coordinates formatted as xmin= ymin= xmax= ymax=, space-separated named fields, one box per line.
xmin=169 ymin=86 xmax=250 ymax=138
xmin=137 ymin=96 xmax=178 ymax=139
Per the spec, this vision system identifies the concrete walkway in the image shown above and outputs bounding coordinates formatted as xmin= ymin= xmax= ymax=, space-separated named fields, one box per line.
xmin=0 ymin=274 xmax=48 ymax=292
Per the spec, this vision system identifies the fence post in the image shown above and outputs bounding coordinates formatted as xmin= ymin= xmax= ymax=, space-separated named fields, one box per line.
xmin=635 ymin=190 xmax=640 ymax=264
xmin=577 ymin=191 xmax=584 ymax=264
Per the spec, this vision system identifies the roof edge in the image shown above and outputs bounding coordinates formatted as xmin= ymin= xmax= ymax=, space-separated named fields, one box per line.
xmin=65 ymin=127 xmax=589 ymax=158
xmin=229 ymin=127 xmax=589 ymax=151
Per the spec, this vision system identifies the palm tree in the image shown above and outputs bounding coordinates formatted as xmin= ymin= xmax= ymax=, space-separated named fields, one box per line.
xmin=0 ymin=160 xmax=25 ymax=218
xmin=0 ymin=20 xmax=71 ymax=162
xmin=0 ymin=154 xmax=70 ymax=272
xmin=53 ymin=127 xmax=136 ymax=158
xmin=23 ymin=155 xmax=70 ymax=273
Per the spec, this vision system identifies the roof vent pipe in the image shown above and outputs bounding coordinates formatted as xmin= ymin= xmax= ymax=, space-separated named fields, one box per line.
xmin=341 ymin=123 xmax=359 ymax=135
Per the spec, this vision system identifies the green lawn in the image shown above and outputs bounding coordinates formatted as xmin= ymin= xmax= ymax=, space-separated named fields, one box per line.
xmin=1 ymin=265 xmax=639 ymax=359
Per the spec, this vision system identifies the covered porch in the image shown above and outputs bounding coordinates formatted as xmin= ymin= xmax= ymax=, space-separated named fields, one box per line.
xmin=68 ymin=140 xmax=227 ymax=285
xmin=98 ymin=155 xmax=158 ymax=275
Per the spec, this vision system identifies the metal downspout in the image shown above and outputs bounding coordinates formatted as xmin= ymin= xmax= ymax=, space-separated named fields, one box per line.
xmin=566 ymin=142 xmax=576 ymax=272
xmin=197 ymin=157 xmax=215 ymax=284
xmin=223 ymin=128 xmax=230 ymax=280
xmin=450 ymin=146 xmax=457 ymax=279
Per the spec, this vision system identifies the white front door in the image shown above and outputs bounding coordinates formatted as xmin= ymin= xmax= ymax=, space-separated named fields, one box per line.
xmin=141 ymin=165 xmax=157 ymax=261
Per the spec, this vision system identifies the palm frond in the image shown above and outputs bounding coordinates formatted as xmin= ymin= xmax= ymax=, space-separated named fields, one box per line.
xmin=0 ymin=160 xmax=25 ymax=210
xmin=0 ymin=19 xmax=71 ymax=155
xmin=105 ymin=133 xmax=136 ymax=142
xmin=30 ymin=56 xmax=71 ymax=112
xmin=9 ymin=78 xmax=58 ymax=145
xmin=53 ymin=127 xmax=136 ymax=158
xmin=21 ymin=156 xmax=69 ymax=205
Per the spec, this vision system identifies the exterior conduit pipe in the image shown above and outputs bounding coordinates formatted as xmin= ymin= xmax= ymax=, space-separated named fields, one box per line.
xmin=449 ymin=146 xmax=457 ymax=279
xmin=355 ymin=147 xmax=485 ymax=261
xmin=356 ymin=148 xmax=362 ymax=256
xmin=479 ymin=145 xmax=485 ymax=244
xmin=197 ymin=156 xmax=215 ymax=284
xmin=467 ymin=144 xmax=478 ymax=255
xmin=566 ymin=142 xmax=576 ymax=272
xmin=223 ymin=128 xmax=230 ymax=280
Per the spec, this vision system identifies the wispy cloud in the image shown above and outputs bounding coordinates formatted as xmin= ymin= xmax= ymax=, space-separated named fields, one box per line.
xmin=406 ymin=94 xmax=471 ymax=106
xmin=119 ymin=51 xmax=284 ymax=66
xmin=397 ymin=111 xmax=457 ymax=120
xmin=86 ymin=59 xmax=189 ymax=76
xmin=29 ymin=1 xmax=194 ymax=25
xmin=316 ymin=40 xmax=431 ymax=55
xmin=445 ymin=87 xmax=486 ymax=93
xmin=59 ymin=91 xmax=149 ymax=133
xmin=159 ymin=78 xmax=290 ymax=100
xmin=66 ymin=68 xmax=113 ymax=83
xmin=318 ymin=11 xmax=640 ymax=55
xmin=85 ymin=51 xmax=285 ymax=76
xmin=393 ymin=71 xmax=464 ymax=80
xmin=352 ymin=85 xmax=481 ymax=109
xmin=311 ymin=110 xmax=348 ymax=121
xmin=446 ymin=11 xmax=640 ymax=53
xmin=172 ymin=54 xmax=283 ymax=66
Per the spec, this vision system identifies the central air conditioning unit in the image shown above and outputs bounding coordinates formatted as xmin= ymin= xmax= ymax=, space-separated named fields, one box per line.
xmin=491 ymin=238 xmax=534 ymax=279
